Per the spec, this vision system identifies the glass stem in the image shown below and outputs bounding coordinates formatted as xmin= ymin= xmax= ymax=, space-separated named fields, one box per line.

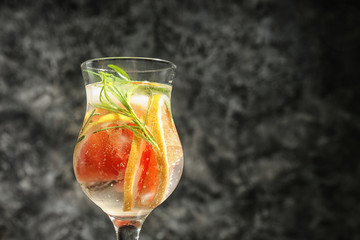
xmin=110 ymin=216 xmax=146 ymax=240
xmin=116 ymin=225 xmax=140 ymax=240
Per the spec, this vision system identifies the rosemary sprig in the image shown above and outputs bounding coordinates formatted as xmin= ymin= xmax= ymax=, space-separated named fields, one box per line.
xmin=80 ymin=109 xmax=98 ymax=134
xmin=77 ymin=135 xmax=85 ymax=143
xmin=108 ymin=64 xmax=130 ymax=80
xmin=86 ymin=65 xmax=159 ymax=150
xmin=77 ymin=109 xmax=100 ymax=143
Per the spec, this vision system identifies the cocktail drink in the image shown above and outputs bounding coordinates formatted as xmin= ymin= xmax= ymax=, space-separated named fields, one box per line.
xmin=73 ymin=58 xmax=183 ymax=240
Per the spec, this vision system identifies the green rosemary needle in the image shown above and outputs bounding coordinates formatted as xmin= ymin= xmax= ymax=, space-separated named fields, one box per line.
xmin=84 ymin=65 xmax=159 ymax=150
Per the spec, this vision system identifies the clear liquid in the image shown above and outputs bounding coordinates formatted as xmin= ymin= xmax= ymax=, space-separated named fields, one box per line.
xmin=80 ymin=159 xmax=183 ymax=217
xmin=74 ymin=82 xmax=183 ymax=217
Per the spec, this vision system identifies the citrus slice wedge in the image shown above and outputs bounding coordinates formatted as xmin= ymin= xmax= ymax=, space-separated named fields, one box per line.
xmin=96 ymin=113 xmax=131 ymax=125
xmin=146 ymin=94 xmax=170 ymax=207
xmin=81 ymin=110 xmax=131 ymax=136
xmin=123 ymin=134 xmax=144 ymax=211
xmin=122 ymin=94 xmax=170 ymax=211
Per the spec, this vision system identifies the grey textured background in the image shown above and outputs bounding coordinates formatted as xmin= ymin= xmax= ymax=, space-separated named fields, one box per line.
xmin=1 ymin=0 xmax=360 ymax=239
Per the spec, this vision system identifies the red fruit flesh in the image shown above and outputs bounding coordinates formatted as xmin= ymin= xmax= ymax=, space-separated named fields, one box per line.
xmin=75 ymin=122 xmax=159 ymax=205
xmin=76 ymin=124 xmax=133 ymax=183
xmin=136 ymin=143 xmax=158 ymax=205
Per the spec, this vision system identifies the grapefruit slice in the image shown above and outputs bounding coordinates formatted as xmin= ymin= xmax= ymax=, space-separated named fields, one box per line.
xmin=146 ymin=94 xmax=170 ymax=207
xmin=122 ymin=94 xmax=171 ymax=211
xmin=123 ymin=134 xmax=144 ymax=211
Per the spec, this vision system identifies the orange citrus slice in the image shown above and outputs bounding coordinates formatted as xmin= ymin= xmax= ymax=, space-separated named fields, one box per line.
xmin=146 ymin=94 xmax=170 ymax=208
xmin=122 ymin=94 xmax=171 ymax=211
xmin=122 ymin=99 xmax=150 ymax=212
xmin=81 ymin=110 xmax=131 ymax=135
xmin=123 ymin=134 xmax=144 ymax=211
xmin=96 ymin=113 xmax=131 ymax=125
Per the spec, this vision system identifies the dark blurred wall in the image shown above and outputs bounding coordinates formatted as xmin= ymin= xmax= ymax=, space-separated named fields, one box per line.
xmin=1 ymin=0 xmax=360 ymax=239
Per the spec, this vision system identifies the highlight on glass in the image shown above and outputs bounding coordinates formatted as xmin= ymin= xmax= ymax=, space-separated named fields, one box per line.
xmin=73 ymin=57 xmax=183 ymax=240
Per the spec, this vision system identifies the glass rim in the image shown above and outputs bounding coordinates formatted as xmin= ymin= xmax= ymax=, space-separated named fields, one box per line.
xmin=80 ymin=56 xmax=176 ymax=73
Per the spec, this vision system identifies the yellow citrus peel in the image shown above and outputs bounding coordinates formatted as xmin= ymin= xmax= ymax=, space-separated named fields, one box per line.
xmin=146 ymin=94 xmax=169 ymax=208
xmin=96 ymin=113 xmax=131 ymax=124
xmin=122 ymin=94 xmax=170 ymax=211
xmin=81 ymin=111 xmax=131 ymax=135
xmin=123 ymin=134 xmax=143 ymax=211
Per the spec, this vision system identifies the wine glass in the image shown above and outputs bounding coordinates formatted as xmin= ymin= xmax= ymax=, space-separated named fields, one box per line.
xmin=73 ymin=57 xmax=183 ymax=240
